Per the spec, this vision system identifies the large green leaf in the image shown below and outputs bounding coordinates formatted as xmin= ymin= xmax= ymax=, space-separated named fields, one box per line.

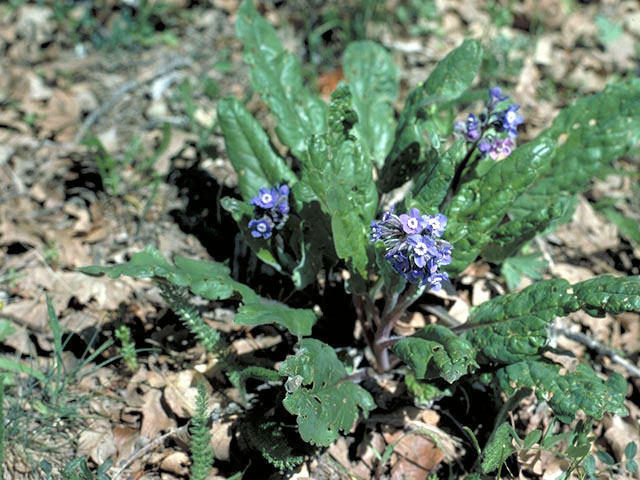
xmin=497 ymin=360 xmax=628 ymax=423
xmin=481 ymin=423 xmax=516 ymax=474
xmin=394 ymin=324 xmax=477 ymax=383
xmin=299 ymin=85 xmax=377 ymax=274
xmin=235 ymin=302 xmax=316 ymax=337
xmin=236 ymin=0 xmax=327 ymax=158
xmin=217 ymin=97 xmax=297 ymax=202
xmin=511 ymin=79 xmax=640 ymax=222
xmin=408 ymin=140 xmax=465 ymax=215
xmin=481 ymin=195 xmax=573 ymax=262
xmin=343 ymin=40 xmax=398 ymax=168
xmin=465 ymin=279 xmax=577 ymax=364
xmin=380 ymin=39 xmax=482 ymax=192
xmin=573 ymin=275 xmax=640 ymax=317
xmin=444 ymin=138 xmax=554 ymax=275
xmin=279 ymin=339 xmax=375 ymax=446
xmin=79 ymin=246 xmax=317 ymax=337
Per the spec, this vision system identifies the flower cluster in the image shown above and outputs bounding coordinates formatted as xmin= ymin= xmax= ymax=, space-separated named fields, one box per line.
xmin=248 ymin=184 xmax=290 ymax=239
xmin=454 ymin=87 xmax=524 ymax=161
xmin=371 ymin=207 xmax=452 ymax=291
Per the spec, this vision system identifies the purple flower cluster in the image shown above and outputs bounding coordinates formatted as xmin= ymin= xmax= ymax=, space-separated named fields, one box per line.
xmin=454 ymin=87 xmax=524 ymax=161
xmin=248 ymin=184 xmax=290 ymax=239
xmin=371 ymin=207 xmax=452 ymax=291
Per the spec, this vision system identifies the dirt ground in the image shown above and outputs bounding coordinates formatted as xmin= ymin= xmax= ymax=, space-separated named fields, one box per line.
xmin=0 ymin=0 xmax=639 ymax=478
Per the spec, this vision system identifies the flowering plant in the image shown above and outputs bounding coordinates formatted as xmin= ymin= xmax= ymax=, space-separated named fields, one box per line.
xmin=81 ymin=0 xmax=640 ymax=475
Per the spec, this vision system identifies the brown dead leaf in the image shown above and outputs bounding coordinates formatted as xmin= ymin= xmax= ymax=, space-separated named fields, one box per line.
xmin=553 ymin=196 xmax=618 ymax=254
xmin=603 ymin=415 xmax=640 ymax=463
xmin=140 ymin=388 xmax=177 ymax=439
xmin=382 ymin=429 xmax=445 ymax=480
xmin=163 ymin=369 xmax=211 ymax=418
xmin=77 ymin=418 xmax=116 ymax=466
xmin=39 ymin=89 xmax=81 ymax=142
xmin=113 ymin=425 xmax=139 ymax=466
xmin=160 ymin=451 xmax=190 ymax=476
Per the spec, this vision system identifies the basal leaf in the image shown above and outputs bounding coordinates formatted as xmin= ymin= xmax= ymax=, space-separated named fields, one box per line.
xmin=279 ymin=339 xmax=375 ymax=446
xmin=380 ymin=40 xmax=482 ymax=192
xmin=444 ymin=138 xmax=554 ymax=276
xmin=481 ymin=423 xmax=516 ymax=474
xmin=482 ymin=194 xmax=572 ymax=263
xmin=299 ymin=86 xmax=378 ymax=274
xmin=236 ymin=0 xmax=327 ymax=158
xmin=343 ymin=40 xmax=398 ymax=168
xmin=500 ymin=254 xmax=548 ymax=291
xmin=80 ymin=245 xmax=316 ymax=337
xmin=465 ymin=279 xmax=577 ymax=363
xmin=496 ymin=360 xmax=628 ymax=423
xmin=408 ymin=140 xmax=465 ymax=215
xmin=511 ymin=79 xmax=640 ymax=222
xmin=217 ymin=97 xmax=297 ymax=202
xmin=573 ymin=275 xmax=640 ymax=317
xmin=234 ymin=302 xmax=316 ymax=337
xmin=394 ymin=324 xmax=478 ymax=383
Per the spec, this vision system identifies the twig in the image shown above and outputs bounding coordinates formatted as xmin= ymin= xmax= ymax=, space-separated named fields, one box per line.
xmin=552 ymin=326 xmax=640 ymax=379
xmin=111 ymin=425 xmax=189 ymax=480
xmin=74 ymin=57 xmax=191 ymax=144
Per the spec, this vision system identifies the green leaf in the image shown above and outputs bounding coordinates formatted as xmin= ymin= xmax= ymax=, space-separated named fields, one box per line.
xmin=394 ymin=324 xmax=478 ymax=383
xmin=482 ymin=195 xmax=573 ymax=263
xmin=583 ymin=454 xmax=596 ymax=475
xmin=496 ymin=360 xmax=628 ymax=423
xmin=404 ymin=372 xmax=451 ymax=408
xmin=596 ymin=451 xmax=616 ymax=466
xmin=627 ymin=459 xmax=638 ymax=474
xmin=235 ymin=302 xmax=316 ymax=337
xmin=240 ymin=418 xmax=305 ymax=470
xmin=408 ymin=140 xmax=465 ymax=215
xmin=343 ymin=40 xmax=398 ymax=168
xmin=279 ymin=339 xmax=375 ymax=446
xmin=444 ymin=138 xmax=554 ymax=276
xmin=481 ymin=423 xmax=515 ymax=474
xmin=217 ymin=97 xmax=297 ymax=202
xmin=511 ymin=79 xmax=640 ymax=224
xmin=299 ymin=85 xmax=378 ymax=274
xmin=625 ymin=441 xmax=638 ymax=460
xmin=380 ymin=39 xmax=482 ymax=192
xmin=522 ymin=430 xmax=542 ymax=450
xmin=501 ymin=254 xmax=548 ymax=291
xmin=79 ymin=245 xmax=318 ymax=337
xmin=465 ymin=279 xmax=577 ymax=363
xmin=573 ymin=275 xmax=640 ymax=317
xmin=236 ymin=0 xmax=327 ymax=158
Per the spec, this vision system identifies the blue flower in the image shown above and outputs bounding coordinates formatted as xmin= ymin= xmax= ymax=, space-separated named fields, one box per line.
xmin=399 ymin=208 xmax=426 ymax=234
xmin=247 ymin=183 xmax=291 ymax=238
xmin=249 ymin=216 xmax=274 ymax=239
xmin=498 ymin=104 xmax=524 ymax=138
xmin=371 ymin=207 xmax=452 ymax=290
xmin=488 ymin=87 xmax=509 ymax=109
xmin=465 ymin=114 xmax=480 ymax=141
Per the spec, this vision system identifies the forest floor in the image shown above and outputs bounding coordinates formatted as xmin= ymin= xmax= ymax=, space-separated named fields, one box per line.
xmin=0 ymin=0 xmax=639 ymax=478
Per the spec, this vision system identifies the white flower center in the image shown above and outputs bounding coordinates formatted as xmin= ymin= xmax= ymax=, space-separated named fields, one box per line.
xmin=506 ymin=111 xmax=516 ymax=123
xmin=414 ymin=242 xmax=427 ymax=256
xmin=261 ymin=193 xmax=273 ymax=204
xmin=407 ymin=218 xmax=418 ymax=229
xmin=257 ymin=222 xmax=267 ymax=232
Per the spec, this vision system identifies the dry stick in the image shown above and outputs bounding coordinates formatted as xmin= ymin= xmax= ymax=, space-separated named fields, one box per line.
xmin=552 ymin=326 xmax=640 ymax=379
xmin=111 ymin=425 xmax=189 ymax=480
xmin=74 ymin=57 xmax=192 ymax=144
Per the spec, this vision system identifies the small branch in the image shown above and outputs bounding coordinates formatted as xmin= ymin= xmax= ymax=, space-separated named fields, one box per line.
xmin=552 ymin=326 xmax=640 ymax=379
xmin=111 ymin=425 xmax=188 ymax=480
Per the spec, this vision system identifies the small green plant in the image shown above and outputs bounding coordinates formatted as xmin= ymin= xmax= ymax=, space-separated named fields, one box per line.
xmin=115 ymin=325 xmax=137 ymax=372
xmin=190 ymin=383 xmax=214 ymax=480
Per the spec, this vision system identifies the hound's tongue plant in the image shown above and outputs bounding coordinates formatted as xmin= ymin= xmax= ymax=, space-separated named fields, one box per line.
xmin=81 ymin=0 xmax=640 ymax=475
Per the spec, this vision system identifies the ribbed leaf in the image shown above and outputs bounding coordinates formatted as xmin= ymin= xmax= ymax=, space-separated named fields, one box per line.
xmin=236 ymin=0 xmax=327 ymax=158
xmin=394 ymin=324 xmax=478 ymax=383
xmin=299 ymin=85 xmax=377 ymax=274
xmin=217 ymin=97 xmax=297 ymax=201
xmin=497 ymin=360 xmax=628 ymax=423
xmin=444 ymin=138 xmax=554 ymax=275
xmin=343 ymin=40 xmax=398 ymax=168
xmin=573 ymin=275 xmax=640 ymax=317
xmin=279 ymin=339 xmax=375 ymax=446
